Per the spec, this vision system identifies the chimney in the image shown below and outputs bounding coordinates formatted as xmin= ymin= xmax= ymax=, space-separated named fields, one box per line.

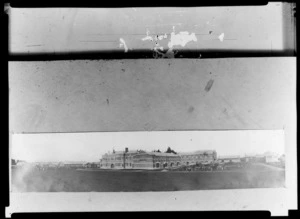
xmin=125 ymin=147 xmax=128 ymax=153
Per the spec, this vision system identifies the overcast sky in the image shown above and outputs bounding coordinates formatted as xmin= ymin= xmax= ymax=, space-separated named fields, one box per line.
xmin=11 ymin=130 xmax=284 ymax=162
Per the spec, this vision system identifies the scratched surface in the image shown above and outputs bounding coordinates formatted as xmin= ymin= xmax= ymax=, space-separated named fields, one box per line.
xmin=9 ymin=58 xmax=296 ymax=133
xmin=9 ymin=3 xmax=295 ymax=55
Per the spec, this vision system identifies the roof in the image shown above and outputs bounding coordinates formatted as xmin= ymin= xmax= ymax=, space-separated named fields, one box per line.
xmin=104 ymin=150 xmax=142 ymax=156
xmin=132 ymin=152 xmax=180 ymax=157
xmin=178 ymin=150 xmax=216 ymax=155
xmin=125 ymin=150 xmax=140 ymax=154
xmin=140 ymin=152 xmax=180 ymax=157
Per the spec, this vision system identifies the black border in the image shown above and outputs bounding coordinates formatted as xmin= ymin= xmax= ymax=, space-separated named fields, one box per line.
xmin=3 ymin=0 xmax=298 ymax=218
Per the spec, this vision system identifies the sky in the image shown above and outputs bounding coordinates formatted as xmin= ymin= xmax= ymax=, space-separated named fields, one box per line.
xmin=11 ymin=130 xmax=285 ymax=162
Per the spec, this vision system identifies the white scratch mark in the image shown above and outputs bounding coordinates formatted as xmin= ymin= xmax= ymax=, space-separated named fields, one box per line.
xmin=218 ymin=33 xmax=225 ymax=42
xmin=119 ymin=38 xmax=128 ymax=52
xmin=142 ymin=36 xmax=153 ymax=41
xmin=142 ymin=29 xmax=153 ymax=41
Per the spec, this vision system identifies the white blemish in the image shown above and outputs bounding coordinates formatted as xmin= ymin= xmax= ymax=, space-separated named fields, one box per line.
xmin=162 ymin=28 xmax=197 ymax=58
xmin=218 ymin=33 xmax=225 ymax=42
xmin=153 ymin=46 xmax=164 ymax=52
xmin=142 ymin=27 xmax=197 ymax=58
xmin=142 ymin=29 xmax=168 ymax=42
xmin=119 ymin=38 xmax=128 ymax=52
xmin=142 ymin=29 xmax=153 ymax=41
xmin=151 ymin=27 xmax=198 ymax=58
xmin=157 ymin=35 xmax=164 ymax=40
xmin=142 ymin=35 xmax=153 ymax=41
xmin=167 ymin=31 xmax=197 ymax=48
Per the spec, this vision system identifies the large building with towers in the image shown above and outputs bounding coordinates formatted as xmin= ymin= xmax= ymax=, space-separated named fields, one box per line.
xmin=100 ymin=148 xmax=217 ymax=169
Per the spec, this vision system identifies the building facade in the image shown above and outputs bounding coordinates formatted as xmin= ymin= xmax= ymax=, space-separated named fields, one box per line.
xmin=179 ymin=150 xmax=217 ymax=165
xmin=217 ymin=155 xmax=241 ymax=163
xmin=62 ymin=161 xmax=86 ymax=168
xmin=132 ymin=152 xmax=181 ymax=169
xmin=100 ymin=148 xmax=217 ymax=169
xmin=100 ymin=148 xmax=140 ymax=169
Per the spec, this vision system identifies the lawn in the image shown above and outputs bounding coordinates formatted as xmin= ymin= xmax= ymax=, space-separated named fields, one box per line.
xmin=11 ymin=166 xmax=285 ymax=192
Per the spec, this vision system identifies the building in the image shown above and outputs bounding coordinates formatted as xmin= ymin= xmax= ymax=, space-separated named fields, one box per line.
xmin=218 ymin=155 xmax=241 ymax=163
xmin=241 ymin=152 xmax=281 ymax=163
xmin=84 ymin=162 xmax=100 ymax=168
xmin=279 ymin=154 xmax=285 ymax=163
xmin=178 ymin=150 xmax=217 ymax=165
xmin=100 ymin=148 xmax=140 ymax=169
xmin=264 ymin=152 xmax=280 ymax=163
xmin=242 ymin=154 xmax=266 ymax=163
xmin=100 ymin=148 xmax=217 ymax=169
xmin=15 ymin=160 xmax=28 ymax=166
xmin=132 ymin=152 xmax=181 ymax=169
xmin=62 ymin=161 xmax=86 ymax=168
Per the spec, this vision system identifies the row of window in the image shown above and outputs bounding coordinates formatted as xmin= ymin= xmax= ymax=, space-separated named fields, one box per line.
xmin=102 ymin=155 xmax=216 ymax=163
xmin=154 ymin=157 xmax=180 ymax=160
xmin=102 ymin=156 xmax=134 ymax=161
xmin=181 ymin=155 xmax=214 ymax=159
xmin=102 ymin=163 xmax=133 ymax=167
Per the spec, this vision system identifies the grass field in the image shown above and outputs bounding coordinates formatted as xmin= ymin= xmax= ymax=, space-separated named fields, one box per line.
xmin=11 ymin=164 xmax=285 ymax=192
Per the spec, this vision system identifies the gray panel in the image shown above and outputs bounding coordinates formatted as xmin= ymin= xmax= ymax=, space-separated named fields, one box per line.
xmin=9 ymin=58 xmax=296 ymax=133
xmin=9 ymin=3 xmax=295 ymax=54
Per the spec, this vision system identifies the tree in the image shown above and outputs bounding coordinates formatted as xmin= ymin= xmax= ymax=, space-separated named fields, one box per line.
xmin=166 ymin=147 xmax=172 ymax=153
xmin=165 ymin=147 xmax=177 ymax=154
